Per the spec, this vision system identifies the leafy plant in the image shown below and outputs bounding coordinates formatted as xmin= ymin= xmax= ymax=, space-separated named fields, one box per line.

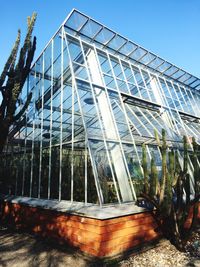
xmin=140 ymin=129 xmax=200 ymax=250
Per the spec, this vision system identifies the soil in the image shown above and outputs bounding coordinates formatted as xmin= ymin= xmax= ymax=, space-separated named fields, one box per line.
xmin=0 ymin=226 xmax=200 ymax=267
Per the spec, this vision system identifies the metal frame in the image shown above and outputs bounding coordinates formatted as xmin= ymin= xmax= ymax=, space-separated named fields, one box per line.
xmin=3 ymin=9 xmax=200 ymax=206
xmin=63 ymin=10 xmax=200 ymax=91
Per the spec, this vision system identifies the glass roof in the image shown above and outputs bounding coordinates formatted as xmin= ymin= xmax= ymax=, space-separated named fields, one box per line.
xmin=64 ymin=9 xmax=200 ymax=91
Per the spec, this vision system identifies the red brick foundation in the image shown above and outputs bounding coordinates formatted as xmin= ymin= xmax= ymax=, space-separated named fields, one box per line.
xmin=0 ymin=201 xmax=199 ymax=257
xmin=0 ymin=201 xmax=161 ymax=257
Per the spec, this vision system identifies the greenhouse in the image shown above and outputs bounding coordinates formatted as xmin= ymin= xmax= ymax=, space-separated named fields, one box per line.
xmin=1 ymin=9 xmax=200 ymax=207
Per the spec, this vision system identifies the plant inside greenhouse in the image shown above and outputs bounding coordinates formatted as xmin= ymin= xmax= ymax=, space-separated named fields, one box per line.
xmin=0 ymin=9 xmax=199 ymax=258
xmin=139 ymin=129 xmax=200 ymax=250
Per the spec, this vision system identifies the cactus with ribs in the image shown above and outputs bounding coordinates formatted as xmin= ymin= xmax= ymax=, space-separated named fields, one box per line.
xmin=0 ymin=13 xmax=36 ymax=153
xmin=140 ymin=129 xmax=200 ymax=250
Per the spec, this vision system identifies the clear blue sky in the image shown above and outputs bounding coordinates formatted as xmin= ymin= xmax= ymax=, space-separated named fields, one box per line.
xmin=1 ymin=0 xmax=200 ymax=77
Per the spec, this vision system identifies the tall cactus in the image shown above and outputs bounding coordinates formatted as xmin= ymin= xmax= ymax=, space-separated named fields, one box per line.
xmin=163 ymin=150 xmax=174 ymax=215
xmin=159 ymin=129 xmax=167 ymax=204
xmin=183 ymin=136 xmax=188 ymax=174
xmin=169 ymin=150 xmax=175 ymax=183
xmin=0 ymin=13 xmax=37 ymax=153
xmin=173 ymin=151 xmax=181 ymax=187
xmin=189 ymin=137 xmax=200 ymax=231
xmin=142 ymin=144 xmax=149 ymax=194
xmin=192 ymin=137 xmax=200 ymax=196
xmin=149 ymin=155 xmax=158 ymax=198
xmin=140 ymin=130 xmax=200 ymax=251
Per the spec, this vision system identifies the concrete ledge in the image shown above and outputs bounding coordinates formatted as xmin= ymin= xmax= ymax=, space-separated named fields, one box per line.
xmin=0 ymin=195 xmax=147 ymax=219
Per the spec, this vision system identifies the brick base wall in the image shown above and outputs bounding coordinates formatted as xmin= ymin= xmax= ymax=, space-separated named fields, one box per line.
xmin=0 ymin=201 xmax=161 ymax=257
xmin=1 ymin=201 xmax=199 ymax=257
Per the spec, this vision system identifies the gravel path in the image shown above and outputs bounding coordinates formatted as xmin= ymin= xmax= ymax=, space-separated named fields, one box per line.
xmin=119 ymin=240 xmax=198 ymax=267
xmin=0 ymin=227 xmax=200 ymax=267
xmin=120 ymin=230 xmax=200 ymax=267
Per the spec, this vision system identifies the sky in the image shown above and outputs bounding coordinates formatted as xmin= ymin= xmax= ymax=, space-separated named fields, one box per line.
xmin=0 ymin=0 xmax=200 ymax=77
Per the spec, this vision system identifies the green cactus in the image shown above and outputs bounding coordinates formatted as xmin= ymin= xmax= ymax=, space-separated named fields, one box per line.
xmin=154 ymin=129 xmax=161 ymax=147
xmin=178 ymin=136 xmax=189 ymax=209
xmin=149 ymin=155 xmax=158 ymax=198
xmin=163 ymin=150 xmax=174 ymax=215
xmin=183 ymin=136 xmax=188 ymax=174
xmin=192 ymin=137 xmax=200 ymax=196
xmin=169 ymin=150 xmax=175 ymax=184
xmin=0 ymin=13 xmax=37 ymax=153
xmin=159 ymin=129 xmax=167 ymax=204
xmin=172 ymin=151 xmax=181 ymax=187
xmin=140 ymin=130 xmax=200 ymax=251
xmin=142 ymin=143 xmax=149 ymax=194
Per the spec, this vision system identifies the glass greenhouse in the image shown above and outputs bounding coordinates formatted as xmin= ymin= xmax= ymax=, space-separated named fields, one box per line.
xmin=1 ymin=9 xmax=200 ymax=206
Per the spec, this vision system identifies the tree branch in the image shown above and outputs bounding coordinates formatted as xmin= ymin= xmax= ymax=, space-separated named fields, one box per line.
xmin=13 ymin=92 xmax=32 ymax=122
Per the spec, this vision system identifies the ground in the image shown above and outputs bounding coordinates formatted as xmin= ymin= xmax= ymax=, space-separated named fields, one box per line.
xmin=0 ymin=227 xmax=200 ymax=267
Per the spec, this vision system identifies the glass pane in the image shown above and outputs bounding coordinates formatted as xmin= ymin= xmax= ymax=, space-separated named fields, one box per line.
xmin=89 ymin=140 xmax=119 ymax=203
xmin=157 ymin=61 xmax=171 ymax=72
xmin=65 ymin=11 xmax=88 ymax=31
xmin=81 ymin=20 xmax=102 ymax=38
xmin=76 ymin=80 xmax=120 ymax=203
xmin=73 ymin=143 xmax=85 ymax=202
xmin=140 ymin=53 xmax=156 ymax=65
xmin=184 ymin=76 xmax=197 ymax=86
xmin=171 ymin=69 xmax=184 ymax=79
xmin=67 ymin=37 xmax=84 ymax=64
xmin=103 ymin=74 xmax=117 ymax=89
xmin=108 ymin=35 xmax=126 ymax=50
xmin=97 ymin=51 xmax=112 ymax=75
xmin=132 ymin=66 xmax=145 ymax=87
xmin=123 ymin=143 xmax=143 ymax=197
xmin=148 ymin=57 xmax=164 ymax=69
xmin=107 ymin=90 xmax=131 ymax=141
xmin=117 ymin=79 xmax=129 ymax=94
xmin=178 ymin=73 xmax=190 ymax=83
xmin=73 ymin=63 xmax=88 ymax=80
xmin=95 ymin=28 xmax=115 ymax=44
xmin=131 ymin=47 xmax=147 ymax=61
xmin=164 ymin=66 xmax=178 ymax=76
xmin=61 ymin=145 xmax=72 ymax=200
xmin=111 ymin=58 xmax=124 ymax=79
xmin=119 ymin=42 xmax=137 ymax=55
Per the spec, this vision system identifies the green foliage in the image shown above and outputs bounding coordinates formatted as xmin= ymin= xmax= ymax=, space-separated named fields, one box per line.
xmin=160 ymin=129 xmax=167 ymax=204
xmin=132 ymin=178 xmax=144 ymax=197
xmin=165 ymin=150 xmax=175 ymax=215
xmin=0 ymin=13 xmax=37 ymax=153
xmin=142 ymin=144 xmax=148 ymax=194
xmin=192 ymin=137 xmax=200 ymax=196
xmin=140 ymin=130 xmax=200 ymax=251
xmin=149 ymin=155 xmax=158 ymax=198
